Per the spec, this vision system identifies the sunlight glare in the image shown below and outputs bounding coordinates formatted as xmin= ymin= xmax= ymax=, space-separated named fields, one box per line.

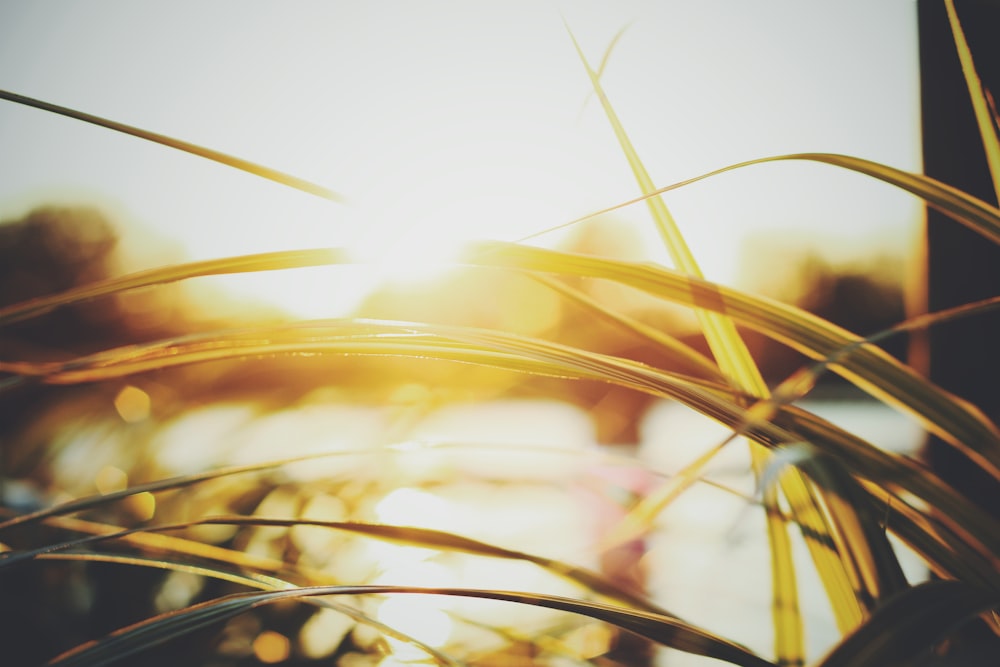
xmin=371 ymin=489 xmax=458 ymax=657
xmin=337 ymin=183 xmax=574 ymax=309
xmin=368 ymin=488 xmax=453 ymax=566
xmin=374 ymin=487 xmax=454 ymax=532
xmin=378 ymin=597 xmax=453 ymax=661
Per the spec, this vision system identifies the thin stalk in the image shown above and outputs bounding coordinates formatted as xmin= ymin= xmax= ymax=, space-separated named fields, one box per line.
xmin=944 ymin=0 xmax=1000 ymax=201
xmin=567 ymin=24 xmax=810 ymax=663
xmin=0 ymin=89 xmax=344 ymax=202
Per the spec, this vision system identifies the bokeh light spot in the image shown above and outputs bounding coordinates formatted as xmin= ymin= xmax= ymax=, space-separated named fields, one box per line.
xmin=253 ymin=630 xmax=290 ymax=663
xmin=113 ymin=385 xmax=151 ymax=423
xmin=94 ymin=465 xmax=128 ymax=495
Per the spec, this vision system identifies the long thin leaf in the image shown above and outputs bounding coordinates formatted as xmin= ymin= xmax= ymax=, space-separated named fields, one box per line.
xmin=517 ymin=153 xmax=1000 ymax=248
xmin=529 ymin=273 xmax=724 ymax=381
xmin=0 ymin=448 xmax=359 ymax=532
xmin=764 ymin=445 xmax=909 ymax=608
xmin=0 ymin=89 xmax=344 ymax=202
xmin=0 ymin=248 xmax=347 ymax=328
xmin=711 ymin=295 xmax=1000 ymax=617
xmin=944 ymin=0 xmax=1000 ymax=201
xmin=815 ymin=580 xmax=999 ymax=667
xmin=563 ymin=23 xmax=765 ymax=396
xmin=1 ymin=243 xmax=996 ymax=481
xmin=567 ymin=23 xmax=809 ymax=663
xmin=47 ymin=585 xmax=777 ymax=667
xmin=2 ymin=513 xmax=671 ymax=618
xmin=36 ymin=552 xmax=464 ymax=666
xmin=460 ymin=243 xmax=1000 ymax=476
xmin=3 ymin=268 xmax=998 ymax=583
xmin=3 ymin=512 xmax=337 ymax=585
xmin=4 ymin=317 xmax=997 ymax=570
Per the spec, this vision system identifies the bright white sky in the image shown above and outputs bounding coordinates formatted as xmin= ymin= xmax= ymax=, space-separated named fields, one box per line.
xmin=0 ymin=1 xmax=922 ymax=316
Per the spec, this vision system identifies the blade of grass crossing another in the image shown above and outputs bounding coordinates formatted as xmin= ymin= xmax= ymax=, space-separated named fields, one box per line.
xmin=36 ymin=552 xmax=462 ymax=666
xmin=460 ymin=243 xmax=1000 ymax=477
xmin=47 ymin=585 xmax=778 ymax=667
xmin=815 ymin=580 xmax=1000 ymax=667
xmin=6 ymin=320 xmax=998 ymax=585
xmin=4 ymin=244 xmax=997 ymax=502
xmin=565 ymin=25 xmax=758 ymax=391
xmin=514 ymin=151 xmax=1000 ymax=248
xmin=567 ymin=24 xmax=831 ymax=664
xmin=529 ymin=273 xmax=725 ymax=382
xmin=2 ymin=513 xmax=673 ymax=619
xmin=570 ymin=152 xmax=1000 ymax=247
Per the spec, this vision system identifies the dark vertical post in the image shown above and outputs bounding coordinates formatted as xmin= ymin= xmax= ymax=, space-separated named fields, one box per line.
xmin=916 ymin=0 xmax=1000 ymax=518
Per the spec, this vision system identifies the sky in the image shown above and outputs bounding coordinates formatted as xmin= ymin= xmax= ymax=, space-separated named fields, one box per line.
xmin=0 ymin=1 xmax=922 ymax=316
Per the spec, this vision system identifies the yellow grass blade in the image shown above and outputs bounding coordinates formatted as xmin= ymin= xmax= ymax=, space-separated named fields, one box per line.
xmin=11 ymin=513 xmax=325 ymax=582
xmin=2 ymin=243 xmax=996 ymax=478
xmin=563 ymin=25 xmax=762 ymax=394
xmin=462 ymin=243 xmax=1000 ymax=477
xmin=530 ymin=273 xmax=725 ymax=382
xmin=0 ymin=248 xmax=347 ymax=327
xmin=0 ymin=89 xmax=344 ymax=203
xmin=35 ymin=553 xmax=462 ymax=666
xmin=40 ymin=551 xmax=297 ymax=591
xmin=944 ymin=0 xmax=1000 ymax=201
xmin=5 ymin=319 xmax=997 ymax=587
xmin=564 ymin=24 xmax=806 ymax=663
xmin=0 ymin=448 xmax=364 ymax=532
xmin=766 ymin=446 xmax=909 ymax=603
xmin=852 ymin=479 xmax=999 ymax=591
xmin=601 ymin=439 xmax=729 ymax=550
xmin=567 ymin=153 xmax=1000 ymax=247
xmin=4 ymin=514 xmax=669 ymax=617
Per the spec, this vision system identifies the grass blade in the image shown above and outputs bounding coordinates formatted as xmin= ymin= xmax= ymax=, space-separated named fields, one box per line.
xmin=562 ymin=24 xmax=764 ymax=394
xmin=47 ymin=585 xmax=776 ymax=667
xmin=0 ymin=446 xmax=369 ymax=531
xmin=1 ymin=241 xmax=995 ymax=484
xmin=815 ymin=580 xmax=999 ymax=667
xmin=2 ymin=247 xmax=997 ymax=552
xmin=0 ymin=247 xmax=347 ymax=327
xmin=4 ymin=512 xmax=674 ymax=618
xmin=530 ymin=273 xmax=724 ymax=381
xmin=35 ymin=552 xmax=464 ymax=666
xmin=765 ymin=445 xmax=909 ymax=608
xmin=3 ymin=264 xmax=997 ymax=582
xmin=565 ymin=24 xmax=805 ymax=663
xmin=0 ymin=89 xmax=344 ymax=202
xmin=5 ymin=318 xmax=997 ymax=570
xmin=41 ymin=551 xmax=296 ymax=591
xmin=944 ymin=0 xmax=1000 ymax=201
xmin=560 ymin=153 xmax=1000 ymax=247
xmin=461 ymin=243 xmax=1000 ymax=477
